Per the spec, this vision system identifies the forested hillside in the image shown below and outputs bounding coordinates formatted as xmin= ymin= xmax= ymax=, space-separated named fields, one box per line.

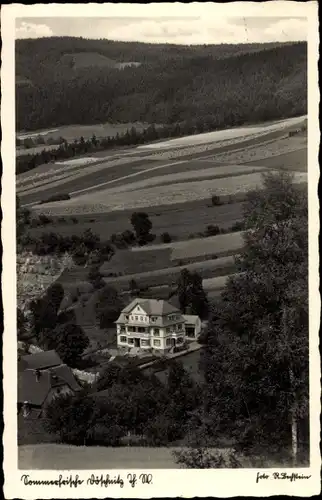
xmin=16 ymin=37 xmax=307 ymax=132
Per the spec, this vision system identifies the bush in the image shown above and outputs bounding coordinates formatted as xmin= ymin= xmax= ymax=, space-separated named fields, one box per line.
xmin=57 ymin=217 xmax=66 ymax=224
xmin=230 ymin=221 xmax=245 ymax=232
xmin=40 ymin=193 xmax=71 ymax=204
xmin=38 ymin=214 xmax=52 ymax=225
xmin=71 ymin=217 xmax=78 ymax=224
xmin=161 ymin=232 xmax=172 ymax=243
xmin=205 ymin=225 xmax=220 ymax=236
xmin=30 ymin=218 xmax=40 ymax=228
xmin=211 ymin=194 xmax=222 ymax=206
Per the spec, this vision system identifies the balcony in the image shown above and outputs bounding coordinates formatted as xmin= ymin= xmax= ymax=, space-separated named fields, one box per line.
xmin=126 ymin=327 xmax=151 ymax=337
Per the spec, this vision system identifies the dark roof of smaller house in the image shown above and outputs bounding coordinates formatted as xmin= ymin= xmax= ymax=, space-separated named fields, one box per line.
xmin=18 ymin=364 xmax=81 ymax=406
xmin=20 ymin=350 xmax=63 ymax=371
xmin=18 ymin=370 xmax=53 ymax=406
xmin=51 ymin=364 xmax=81 ymax=392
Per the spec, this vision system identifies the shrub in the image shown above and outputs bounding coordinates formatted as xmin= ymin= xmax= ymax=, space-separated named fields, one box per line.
xmin=211 ymin=194 xmax=222 ymax=206
xmin=30 ymin=218 xmax=40 ymax=228
xmin=205 ymin=225 xmax=220 ymax=236
xmin=71 ymin=217 xmax=78 ymax=224
xmin=57 ymin=217 xmax=66 ymax=224
xmin=161 ymin=232 xmax=172 ymax=243
xmin=87 ymin=267 xmax=105 ymax=289
xmin=40 ymin=193 xmax=71 ymax=204
xmin=230 ymin=221 xmax=245 ymax=232
xmin=38 ymin=214 xmax=52 ymax=225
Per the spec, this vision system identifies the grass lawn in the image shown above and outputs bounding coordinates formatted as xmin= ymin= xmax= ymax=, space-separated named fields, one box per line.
xmin=101 ymin=247 xmax=173 ymax=275
xmin=18 ymin=444 xmax=183 ymax=469
xmin=28 ymin=199 xmax=244 ymax=241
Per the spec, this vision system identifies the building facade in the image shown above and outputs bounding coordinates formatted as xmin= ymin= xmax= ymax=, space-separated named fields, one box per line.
xmin=182 ymin=315 xmax=202 ymax=339
xmin=116 ymin=298 xmax=187 ymax=354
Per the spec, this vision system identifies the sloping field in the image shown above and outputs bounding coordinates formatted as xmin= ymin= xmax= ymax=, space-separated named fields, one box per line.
xmin=28 ymin=201 xmax=244 ymax=242
xmin=102 ymin=165 xmax=268 ymax=194
xmin=131 ymin=231 xmax=244 ymax=255
xmin=31 ymin=170 xmax=307 ymax=216
xmin=102 ymin=247 xmax=173 ymax=275
xmin=203 ymin=274 xmax=237 ymax=291
xmin=245 ymin=147 xmax=308 ymax=172
xmin=202 ymin=135 xmax=307 ymax=166
xmin=27 ymin=173 xmax=265 ymax=215
xmin=101 ymin=256 xmax=236 ymax=290
xmin=138 ymin=116 xmax=306 ymax=150
xmin=170 ymin=232 xmax=245 ymax=260
xmin=17 ymin=157 xmax=166 ymax=196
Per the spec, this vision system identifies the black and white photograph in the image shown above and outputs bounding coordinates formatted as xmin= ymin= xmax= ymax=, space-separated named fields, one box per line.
xmin=2 ymin=2 xmax=320 ymax=498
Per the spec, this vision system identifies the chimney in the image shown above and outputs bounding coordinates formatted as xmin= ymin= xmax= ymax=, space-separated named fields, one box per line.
xmin=22 ymin=401 xmax=30 ymax=418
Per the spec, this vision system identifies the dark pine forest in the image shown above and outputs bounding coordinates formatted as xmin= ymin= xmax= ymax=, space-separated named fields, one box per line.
xmin=16 ymin=37 xmax=307 ymax=132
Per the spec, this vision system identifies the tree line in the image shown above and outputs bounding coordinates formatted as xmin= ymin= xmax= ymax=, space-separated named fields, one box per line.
xmin=16 ymin=38 xmax=306 ymax=132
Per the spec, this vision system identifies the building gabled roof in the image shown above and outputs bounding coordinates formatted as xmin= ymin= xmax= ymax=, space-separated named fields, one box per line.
xmin=120 ymin=298 xmax=180 ymax=316
xmin=183 ymin=315 xmax=201 ymax=325
xmin=18 ymin=364 xmax=81 ymax=406
xmin=20 ymin=350 xmax=63 ymax=371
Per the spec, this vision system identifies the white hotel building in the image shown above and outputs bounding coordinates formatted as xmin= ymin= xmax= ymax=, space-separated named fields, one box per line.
xmin=115 ymin=298 xmax=201 ymax=354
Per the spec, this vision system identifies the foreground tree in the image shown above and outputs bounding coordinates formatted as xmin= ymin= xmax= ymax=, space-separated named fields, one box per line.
xmin=199 ymin=172 xmax=308 ymax=465
xmin=176 ymin=172 xmax=308 ymax=467
xmin=45 ymin=393 xmax=97 ymax=444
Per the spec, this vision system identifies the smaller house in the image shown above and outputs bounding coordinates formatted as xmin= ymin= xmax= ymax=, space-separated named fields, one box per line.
xmin=183 ymin=315 xmax=202 ymax=339
xmin=18 ymin=350 xmax=81 ymax=419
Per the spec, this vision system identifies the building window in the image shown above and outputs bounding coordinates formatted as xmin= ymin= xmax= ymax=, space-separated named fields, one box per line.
xmin=135 ymin=316 xmax=138 ymax=320
xmin=153 ymin=339 xmax=161 ymax=347
xmin=120 ymin=326 xmax=126 ymax=333
xmin=166 ymin=338 xmax=172 ymax=346
xmin=128 ymin=326 xmax=136 ymax=333
xmin=138 ymin=327 xmax=146 ymax=333
xmin=120 ymin=336 xmax=127 ymax=343
xmin=166 ymin=327 xmax=171 ymax=333
xmin=151 ymin=316 xmax=157 ymax=322
xmin=141 ymin=339 xmax=150 ymax=347
xmin=177 ymin=324 xmax=182 ymax=331
xmin=154 ymin=328 xmax=160 ymax=336
xmin=128 ymin=338 xmax=134 ymax=344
